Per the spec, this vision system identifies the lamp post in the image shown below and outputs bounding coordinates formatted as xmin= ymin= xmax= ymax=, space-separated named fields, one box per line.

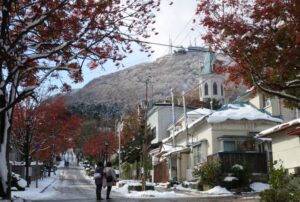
xmin=104 ymin=139 xmax=109 ymax=164
xmin=25 ymin=117 xmax=32 ymax=187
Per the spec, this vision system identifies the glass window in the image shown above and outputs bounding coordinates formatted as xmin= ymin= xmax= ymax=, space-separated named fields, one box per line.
xmin=221 ymin=84 xmax=224 ymax=96
xmin=204 ymin=83 xmax=208 ymax=96
xmin=213 ymin=82 xmax=218 ymax=95
xmin=223 ymin=141 xmax=236 ymax=152
xmin=193 ymin=145 xmax=201 ymax=164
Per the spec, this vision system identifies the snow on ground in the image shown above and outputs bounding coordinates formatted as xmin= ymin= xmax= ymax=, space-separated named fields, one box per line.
xmin=113 ymin=184 xmax=186 ymax=198
xmin=12 ymin=161 xmax=66 ymax=201
xmin=224 ymin=176 xmax=238 ymax=182
xmin=250 ymin=182 xmax=270 ymax=192
xmin=201 ymin=186 xmax=232 ymax=195
xmin=12 ymin=172 xmax=58 ymax=200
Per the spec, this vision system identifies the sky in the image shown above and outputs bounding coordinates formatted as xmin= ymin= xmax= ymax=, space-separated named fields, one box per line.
xmin=50 ymin=0 xmax=203 ymax=90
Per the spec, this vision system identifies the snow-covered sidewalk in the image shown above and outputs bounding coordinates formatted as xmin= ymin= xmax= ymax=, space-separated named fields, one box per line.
xmin=11 ymin=161 xmax=65 ymax=201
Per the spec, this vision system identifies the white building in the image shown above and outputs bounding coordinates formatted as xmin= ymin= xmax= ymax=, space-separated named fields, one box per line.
xmin=157 ymin=102 xmax=282 ymax=182
xmin=259 ymin=118 xmax=300 ymax=175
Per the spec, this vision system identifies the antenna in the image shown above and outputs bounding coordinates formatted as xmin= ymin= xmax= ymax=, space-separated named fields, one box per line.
xmin=169 ymin=35 xmax=173 ymax=54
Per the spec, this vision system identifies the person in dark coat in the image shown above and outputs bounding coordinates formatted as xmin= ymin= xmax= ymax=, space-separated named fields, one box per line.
xmin=94 ymin=161 xmax=104 ymax=200
xmin=104 ymin=162 xmax=117 ymax=199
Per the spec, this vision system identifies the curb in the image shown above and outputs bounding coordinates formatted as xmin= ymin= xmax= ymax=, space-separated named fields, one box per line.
xmin=40 ymin=179 xmax=56 ymax=193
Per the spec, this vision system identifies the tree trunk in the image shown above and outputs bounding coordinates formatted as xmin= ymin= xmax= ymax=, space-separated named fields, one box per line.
xmin=0 ymin=109 xmax=13 ymax=199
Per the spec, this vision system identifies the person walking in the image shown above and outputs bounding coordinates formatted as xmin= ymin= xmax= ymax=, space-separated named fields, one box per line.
xmin=94 ymin=161 xmax=104 ymax=200
xmin=104 ymin=162 xmax=117 ymax=199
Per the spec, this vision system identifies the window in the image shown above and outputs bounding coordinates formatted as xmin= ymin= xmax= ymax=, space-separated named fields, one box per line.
xmin=213 ymin=82 xmax=218 ymax=95
xmin=222 ymin=137 xmax=256 ymax=152
xmin=151 ymin=127 xmax=156 ymax=138
xmin=193 ymin=144 xmax=202 ymax=164
xmin=223 ymin=141 xmax=236 ymax=152
xmin=221 ymin=84 xmax=224 ymax=96
xmin=204 ymin=83 xmax=208 ymax=96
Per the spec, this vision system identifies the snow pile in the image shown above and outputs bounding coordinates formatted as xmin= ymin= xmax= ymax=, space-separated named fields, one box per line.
xmin=224 ymin=176 xmax=238 ymax=182
xmin=202 ymin=186 xmax=232 ymax=195
xmin=114 ymin=180 xmax=186 ymax=198
xmin=250 ymin=182 xmax=270 ymax=192
xmin=207 ymin=103 xmax=282 ymax=123
xmin=175 ymin=184 xmax=191 ymax=191
xmin=232 ymin=164 xmax=243 ymax=170
xmin=187 ymin=108 xmax=212 ymax=116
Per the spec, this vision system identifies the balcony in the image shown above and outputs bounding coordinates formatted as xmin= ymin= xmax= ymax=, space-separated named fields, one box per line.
xmin=207 ymin=152 xmax=269 ymax=174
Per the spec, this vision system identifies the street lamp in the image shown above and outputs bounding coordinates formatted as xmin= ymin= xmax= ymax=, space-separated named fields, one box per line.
xmin=104 ymin=139 xmax=109 ymax=163
xmin=25 ymin=117 xmax=32 ymax=187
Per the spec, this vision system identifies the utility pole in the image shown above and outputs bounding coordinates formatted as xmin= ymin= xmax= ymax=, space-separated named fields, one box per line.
xmin=142 ymin=78 xmax=150 ymax=191
xmin=182 ymin=91 xmax=189 ymax=146
xmin=171 ymin=89 xmax=176 ymax=147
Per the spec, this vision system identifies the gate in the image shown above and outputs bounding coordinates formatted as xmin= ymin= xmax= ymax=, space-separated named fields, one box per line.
xmin=154 ymin=160 xmax=169 ymax=183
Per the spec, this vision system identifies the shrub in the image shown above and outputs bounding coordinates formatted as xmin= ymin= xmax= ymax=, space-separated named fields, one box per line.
xmin=260 ymin=163 xmax=300 ymax=202
xmin=231 ymin=164 xmax=250 ymax=188
xmin=193 ymin=160 xmax=222 ymax=187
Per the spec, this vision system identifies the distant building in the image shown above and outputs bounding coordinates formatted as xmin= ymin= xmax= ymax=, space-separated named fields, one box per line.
xmin=199 ymin=51 xmax=245 ymax=105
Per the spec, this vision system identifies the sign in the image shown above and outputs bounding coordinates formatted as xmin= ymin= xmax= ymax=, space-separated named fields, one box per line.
xmin=35 ymin=144 xmax=40 ymax=150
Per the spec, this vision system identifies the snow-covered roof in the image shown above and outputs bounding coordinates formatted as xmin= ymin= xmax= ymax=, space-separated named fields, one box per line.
xmin=187 ymin=108 xmax=213 ymax=116
xmin=259 ymin=118 xmax=300 ymax=137
xmin=207 ymin=103 xmax=283 ymax=123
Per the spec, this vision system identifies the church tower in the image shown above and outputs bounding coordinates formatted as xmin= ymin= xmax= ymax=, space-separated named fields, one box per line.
xmin=199 ymin=51 xmax=226 ymax=104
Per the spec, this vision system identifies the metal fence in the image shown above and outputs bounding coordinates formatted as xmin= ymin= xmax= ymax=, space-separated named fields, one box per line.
xmin=11 ymin=164 xmax=46 ymax=181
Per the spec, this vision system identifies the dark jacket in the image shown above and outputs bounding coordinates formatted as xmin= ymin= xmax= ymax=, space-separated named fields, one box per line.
xmin=94 ymin=166 xmax=104 ymax=185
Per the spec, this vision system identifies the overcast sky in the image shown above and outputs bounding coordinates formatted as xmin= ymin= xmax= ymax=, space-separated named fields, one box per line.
xmin=52 ymin=1 xmax=204 ymax=90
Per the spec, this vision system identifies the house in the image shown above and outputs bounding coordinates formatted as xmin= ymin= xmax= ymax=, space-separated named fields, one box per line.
xmin=156 ymin=102 xmax=282 ymax=183
xmin=237 ymin=88 xmax=300 ymax=123
xmin=146 ymin=103 xmax=196 ymax=182
xmin=259 ymin=118 xmax=300 ymax=175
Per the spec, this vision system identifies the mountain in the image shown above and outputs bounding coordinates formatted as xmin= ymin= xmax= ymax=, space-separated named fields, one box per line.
xmin=65 ymin=50 xmax=206 ymax=111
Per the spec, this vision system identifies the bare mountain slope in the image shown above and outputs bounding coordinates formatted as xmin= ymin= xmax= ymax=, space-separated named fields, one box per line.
xmin=66 ymin=51 xmax=205 ymax=109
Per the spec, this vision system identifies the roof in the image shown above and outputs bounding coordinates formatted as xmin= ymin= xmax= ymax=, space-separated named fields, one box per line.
xmin=259 ymin=118 xmax=300 ymax=137
xmin=207 ymin=102 xmax=283 ymax=124
xmin=187 ymin=108 xmax=213 ymax=116
xmin=162 ymin=147 xmax=190 ymax=157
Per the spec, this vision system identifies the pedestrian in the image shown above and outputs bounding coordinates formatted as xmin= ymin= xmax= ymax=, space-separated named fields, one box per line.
xmin=94 ymin=161 xmax=104 ymax=200
xmin=104 ymin=162 xmax=117 ymax=199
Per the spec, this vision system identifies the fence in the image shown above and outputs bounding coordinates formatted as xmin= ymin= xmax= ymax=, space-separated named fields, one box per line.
xmin=11 ymin=163 xmax=46 ymax=181
xmin=207 ymin=152 xmax=268 ymax=174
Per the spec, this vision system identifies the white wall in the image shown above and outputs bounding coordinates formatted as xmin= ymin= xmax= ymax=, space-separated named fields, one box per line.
xmin=272 ymin=133 xmax=300 ymax=173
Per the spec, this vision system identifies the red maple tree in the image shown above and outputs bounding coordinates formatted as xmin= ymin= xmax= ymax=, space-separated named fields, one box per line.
xmin=196 ymin=0 xmax=300 ymax=104
xmin=82 ymin=131 xmax=118 ymax=161
xmin=11 ymin=98 xmax=82 ymax=162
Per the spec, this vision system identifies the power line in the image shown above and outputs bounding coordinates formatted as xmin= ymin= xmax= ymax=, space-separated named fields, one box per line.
xmin=132 ymin=38 xmax=212 ymax=53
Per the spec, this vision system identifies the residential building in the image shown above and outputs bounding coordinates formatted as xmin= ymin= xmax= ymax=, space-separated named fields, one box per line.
xmin=155 ymin=102 xmax=282 ymax=182
xmin=259 ymin=118 xmax=300 ymax=175
xmin=237 ymin=89 xmax=300 ymax=123
xmin=147 ymin=103 xmax=195 ymax=182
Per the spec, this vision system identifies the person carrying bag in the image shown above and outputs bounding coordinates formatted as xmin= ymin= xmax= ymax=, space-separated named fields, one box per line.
xmin=94 ymin=161 xmax=104 ymax=200
xmin=104 ymin=162 xmax=117 ymax=199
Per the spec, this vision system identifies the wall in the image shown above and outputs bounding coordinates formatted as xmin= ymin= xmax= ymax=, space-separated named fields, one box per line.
xmin=272 ymin=133 xmax=300 ymax=173
xmin=211 ymin=120 xmax=278 ymax=154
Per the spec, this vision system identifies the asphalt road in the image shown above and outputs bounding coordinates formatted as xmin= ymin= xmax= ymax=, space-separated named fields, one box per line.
xmin=27 ymin=166 xmax=259 ymax=202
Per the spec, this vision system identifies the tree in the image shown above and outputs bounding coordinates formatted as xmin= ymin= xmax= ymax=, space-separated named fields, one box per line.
xmin=11 ymin=97 xmax=82 ymax=162
xmin=82 ymin=131 xmax=118 ymax=162
xmin=196 ymin=0 xmax=300 ymax=105
xmin=0 ymin=0 xmax=161 ymax=198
